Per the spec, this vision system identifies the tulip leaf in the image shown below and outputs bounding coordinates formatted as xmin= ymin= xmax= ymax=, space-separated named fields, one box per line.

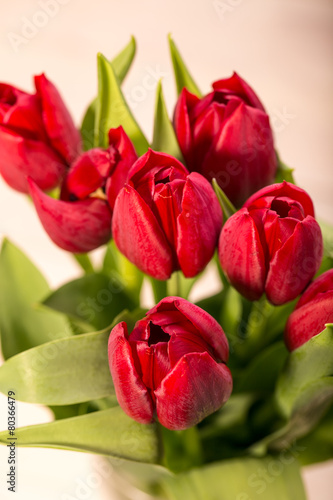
xmin=43 ymin=272 xmax=136 ymax=330
xmin=235 ymin=342 xmax=288 ymax=393
xmin=0 ymin=239 xmax=71 ymax=360
xmin=161 ymin=456 xmax=306 ymax=500
xmin=212 ymin=179 xmax=236 ymax=221
xmin=0 ymin=407 xmax=159 ymax=463
xmin=296 ymin=405 xmax=333 ymax=466
xmin=0 ymin=309 xmax=142 ymax=406
xmin=276 ymin=324 xmax=333 ymax=418
xmin=319 ymin=219 xmax=333 ymax=259
xmin=275 ymin=153 xmax=296 ymax=184
xmin=81 ymin=36 xmax=137 ymax=150
xmin=168 ymin=35 xmax=201 ymax=97
xmin=95 ymin=53 xmax=149 ymax=154
xmin=103 ymin=240 xmax=144 ymax=304
xmin=152 ymin=80 xmax=183 ymax=160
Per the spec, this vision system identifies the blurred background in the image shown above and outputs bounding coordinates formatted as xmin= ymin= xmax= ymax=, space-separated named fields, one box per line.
xmin=0 ymin=0 xmax=332 ymax=498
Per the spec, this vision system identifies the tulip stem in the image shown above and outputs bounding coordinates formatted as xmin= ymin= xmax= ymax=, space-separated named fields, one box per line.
xmin=73 ymin=253 xmax=94 ymax=274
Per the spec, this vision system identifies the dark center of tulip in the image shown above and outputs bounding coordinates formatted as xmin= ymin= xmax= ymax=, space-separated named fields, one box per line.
xmin=148 ymin=323 xmax=171 ymax=346
xmin=155 ymin=176 xmax=170 ymax=185
xmin=271 ymin=199 xmax=292 ymax=218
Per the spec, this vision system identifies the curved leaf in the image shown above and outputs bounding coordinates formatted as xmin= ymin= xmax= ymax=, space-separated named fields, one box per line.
xmin=161 ymin=456 xmax=306 ymax=500
xmin=0 ymin=309 xmax=143 ymax=406
xmin=43 ymin=272 xmax=135 ymax=330
xmin=81 ymin=37 xmax=137 ymax=150
xmin=95 ymin=53 xmax=148 ymax=154
xmin=152 ymin=80 xmax=183 ymax=159
xmin=0 ymin=239 xmax=71 ymax=359
xmin=168 ymin=35 xmax=201 ymax=97
xmin=0 ymin=407 xmax=158 ymax=463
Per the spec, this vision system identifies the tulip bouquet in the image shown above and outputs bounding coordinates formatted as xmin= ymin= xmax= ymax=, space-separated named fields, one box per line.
xmin=0 ymin=36 xmax=332 ymax=500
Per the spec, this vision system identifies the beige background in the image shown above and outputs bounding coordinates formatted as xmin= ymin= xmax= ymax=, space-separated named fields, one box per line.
xmin=0 ymin=0 xmax=333 ymax=498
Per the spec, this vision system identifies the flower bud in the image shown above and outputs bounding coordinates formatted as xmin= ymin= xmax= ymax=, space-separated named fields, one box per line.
xmin=108 ymin=296 xmax=232 ymax=430
xmin=218 ymin=181 xmax=323 ymax=305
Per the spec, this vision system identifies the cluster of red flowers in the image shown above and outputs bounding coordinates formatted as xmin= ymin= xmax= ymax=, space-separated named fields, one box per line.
xmin=1 ymin=71 xmax=331 ymax=430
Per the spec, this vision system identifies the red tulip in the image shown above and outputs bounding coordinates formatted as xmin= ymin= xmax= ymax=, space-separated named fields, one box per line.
xmin=0 ymin=74 xmax=81 ymax=193
xmin=218 ymin=181 xmax=323 ymax=305
xmin=29 ymin=127 xmax=137 ymax=253
xmin=173 ymin=72 xmax=277 ymax=207
xmin=112 ymin=149 xmax=223 ymax=280
xmin=284 ymin=269 xmax=333 ymax=351
xmin=108 ymin=296 xmax=232 ymax=430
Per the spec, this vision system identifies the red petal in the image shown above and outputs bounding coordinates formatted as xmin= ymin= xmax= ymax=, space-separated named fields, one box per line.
xmin=155 ymin=352 xmax=232 ymax=430
xmin=296 ymin=269 xmax=333 ymax=309
xmin=106 ymin=126 xmax=138 ymax=209
xmin=28 ymin=179 xmax=111 ymax=252
xmin=0 ymin=127 xmax=66 ymax=193
xmin=265 ymin=217 xmax=323 ymax=305
xmin=112 ymin=184 xmax=173 ymax=280
xmin=244 ymin=181 xmax=315 ymax=218
xmin=202 ymin=103 xmax=276 ymax=206
xmin=172 ymin=297 xmax=229 ymax=362
xmin=192 ymin=101 xmax=225 ymax=170
xmin=2 ymin=92 xmax=47 ymax=142
xmin=34 ymin=74 xmax=81 ymax=164
xmin=177 ymin=173 xmax=222 ymax=277
xmin=219 ymin=209 xmax=267 ymax=301
xmin=168 ymin=331 xmax=211 ymax=366
xmin=64 ymin=148 xmax=111 ymax=199
xmin=108 ymin=323 xmax=154 ymax=424
xmin=133 ymin=341 xmax=170 ymax=395
xmin=173 ymin=89 xmax=199 ymax=166
xmin=284 ymin=291 xmax=333 ymax=350
xmin=212 ymin=72 xmax=265 ymax=112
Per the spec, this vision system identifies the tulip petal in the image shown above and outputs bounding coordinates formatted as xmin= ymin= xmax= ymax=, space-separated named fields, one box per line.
xmin=35 ymin=74 xmax=82 ymax=164
xmin=265 ymin=217 xmax=323 ymax=305
xmin=171 ymin=296 xmax=229 ymax=362
xmin=212 ymin=72 xmax=265 ymax=112
xmin=177 ymin=172 xmax=222 ymax=277
xmin=173 ymin=88 xmax=199 ymax=166
xmin=2 ymin=93 xmax=48 ymax=142
xmin=202 ymin=103 xmax=276 ymax=206
xmin=28 ymin=179 xmax=111 ymax=253
xmin=244 ymin=181 xmax=315 ymax=218
xmin=296 ymin=269 xmax=333 ymax=309
xmin=112 ymin=184 xmax=173 ymax=280
xmin=0 ymin=127 xmax=66 ymax=193
xmin=219 ymin=209 xmax=267 ymax=301
xmin=108 ymin=323 xmax=154 ymax=424
xmin=155 ymin=352 xmax=232 ymax=430
xmin=106 ymin=126 xmax=138 ymax=209
xmin=284 ymin=291 xmax=333 ymax=350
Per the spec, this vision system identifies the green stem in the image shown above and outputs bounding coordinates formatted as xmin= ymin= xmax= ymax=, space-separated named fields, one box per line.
xmin=167 ymin=271 xmax=181 ymax=297
xmin=73 ymin=253 xmax=94 ymax=274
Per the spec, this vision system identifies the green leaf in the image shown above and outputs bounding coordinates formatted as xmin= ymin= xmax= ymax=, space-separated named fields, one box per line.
xmin=161 ymin=426 xmax=203 ymax=473
xmin=212 ymin=179 xmax=237 ymax=221
xmin=276 ymin=324 xmax=333 ymax=418
xmin=95 ymin=53 xmax=149 ymax=154
xmin=168 ymin=35 xmax=201 ymax=97
xmin=103 ymin=240 xmax=143 ymax=304
xmin=161 ymin=456 xmax=306 ymax=500
xmin=0 ymin=239 xmax=71 ymax=359
xmin=319 ymin=219 xmax=333 ymax=259
xmin=43 ymin=272 xmax=135 ymax=330
xmin=297 ymin=405 xmax=333 ymax=466
xmin=0 ymin=406 xmax=158 ymax=463
xmin=0 ymin=309 xmax=143 ymax=406
xmin=152 ymin=80 xmax=183 ymax=159
xmin=235 ymin=342 xmax=288 ymax=393
xmin=275 ymin=153 xmax=296 ymax=184
xmin=81 ymin=37 xmax=137 ymax=151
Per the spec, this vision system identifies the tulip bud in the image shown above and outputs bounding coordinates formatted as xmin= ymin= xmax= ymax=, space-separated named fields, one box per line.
xmin=108 ymin=296 xmax=233 ymax=430
xmin=284 ymin=269 xmax=333 ymax=350
xmin=29 ymin=127 xmax=137 ymax=253
xmin=0 ymin=74 xmax=82 ymax=193
xmin=218 ymin=181 xmax=323 ymax=305
xmin=112 ymin=149 xmax=223 ymax=280
xmin=173 ymin=72 xmax=277 ymax=207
